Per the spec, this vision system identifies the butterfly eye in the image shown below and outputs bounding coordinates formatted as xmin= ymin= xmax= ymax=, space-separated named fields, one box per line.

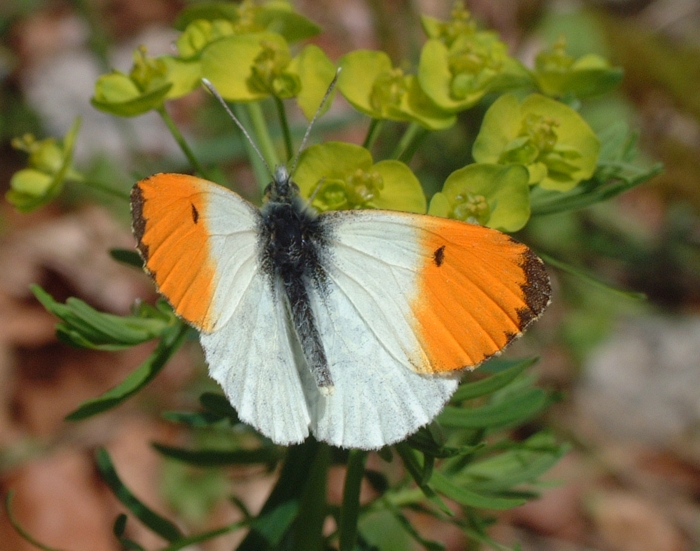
xmin=262 ymin=183 xmax=273 ymax=202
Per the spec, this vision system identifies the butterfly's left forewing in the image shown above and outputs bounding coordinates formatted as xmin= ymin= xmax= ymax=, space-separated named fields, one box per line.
xmin=132 ymin=174 xmax=312 ymax=444
xmin=132 ymin=174 xmax=261 ymax=332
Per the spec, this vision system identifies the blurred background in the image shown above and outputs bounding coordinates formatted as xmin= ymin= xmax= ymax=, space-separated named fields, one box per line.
xmin=1 ymin=0 xmax=699 ymax=550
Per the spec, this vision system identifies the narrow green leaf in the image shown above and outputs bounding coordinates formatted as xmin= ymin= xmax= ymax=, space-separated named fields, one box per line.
xmin=459 ymin=522 xmax=512 ymax=551
xmin=95 ymin=448 xmax=183 ymax=542
xmin=152 ymin=443 xmax=283 ymax=467
xmin=110 ymin=248 xmax=144 ymax=268
xmin=407 ymin=436 xmax=475 ymax=459
xmin=229 ymin=495 xmax=253 ymax=520
xmin=32 ymin=284 xmax=169 ymax=350
xmin=248 ymin=501 xmax=300 ymax=548
xmin=161 ymin=410 xmax=225 ymax=427
xmin=529 ymin=162 xmax=663 ymax=215
xmin=5 ymin=491 xmax=68 ymax=551
xmin=160 ymin=520 xmax=247 ymax=551
xmin=113 ymin=514 xmax=147 ymax=551
xmin=394 ymin=443 xmax=453 ymax=516
xmin=384 ymin=501 xmax=445 ymax=551
xmin=363 ymin=469 xmax=389 ymax=496
xmin=451 ymin=358 xmax=537 ymax=402
xmin=113 ymin=513 xmax=128 ymax=537
xmin=118 ymin=536 xmax=146 ymax=551
xmin=61 ymin=297 xmax=163 ymax=345
xmin=539 ymin=252 xmax=647 ymax=299
xmin=65 ymin=322 xmax=188 ymax=420
xmin=461 ymin=433 xmax=569 ymax=492
xmin=430 ymin=470 xmax=525 ymax=510
xmin=339 ymin=450 xmax=368 ymax=551
xmin=439 ymin=388 xmax=549 ymax=430
xmin=421 ymin=454 xmax=435 ymax=486
xmin=407 ymin=423 xmax=476 ymax=458
xmin=199 ymin=392 xmax=240 ymax=422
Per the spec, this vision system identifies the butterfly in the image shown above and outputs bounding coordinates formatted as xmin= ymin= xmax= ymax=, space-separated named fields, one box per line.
xmin=131 ymin=161 xmax=550 ymax=449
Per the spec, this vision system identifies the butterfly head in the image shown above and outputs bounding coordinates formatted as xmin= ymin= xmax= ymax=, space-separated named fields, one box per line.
xmin=263 ymin=164 xmax=300 ymax=204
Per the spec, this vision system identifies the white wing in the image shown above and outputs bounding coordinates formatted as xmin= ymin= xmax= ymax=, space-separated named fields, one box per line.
xmin=201 ymin=274 xmax=312 ymax=445
xmin=199 ymin=182 xmax=312 ymax=445
xmin=133 ymin=174 xmax=312 ymax=445
xmin=303 ymin=211 xmax=460 ymax=449
xmin=300 ymin=208 xmax=548 ymax=449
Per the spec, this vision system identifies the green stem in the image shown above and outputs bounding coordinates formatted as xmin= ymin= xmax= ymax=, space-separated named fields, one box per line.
xmin=229 ymin=103 xmax=274 ymax=192
xmin=363 ymin=118 xmax=384 ymax=151
xmin=391 ymin=122 xmax=428 ymax=162
xmin=237 ymin=439 xmax=320 ymax=551
xmin=274 ymin=96 xmax=294 ymax=162
xmin=244 ymin=102 xmax=280 ymax=191
xmin=292 ymin=442 xmax=330 ymax=551
xmin=339 ymin=450 xmax=368 ymax=551
xmin=247 ymin=102 xmax=279 ymax=168
xmin=157 ymin=107 xmax=209 ymax=178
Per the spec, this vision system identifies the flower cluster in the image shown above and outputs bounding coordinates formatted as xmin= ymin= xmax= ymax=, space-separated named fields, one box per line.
xmin=9 ymin=0 xmax=619 ymax=233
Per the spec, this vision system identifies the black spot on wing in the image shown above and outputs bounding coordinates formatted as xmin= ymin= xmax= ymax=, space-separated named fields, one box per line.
xmin=433 ymin=245 xmax=446 ymax=267
xmin=191 ymin=203 xmax=199 ymax=224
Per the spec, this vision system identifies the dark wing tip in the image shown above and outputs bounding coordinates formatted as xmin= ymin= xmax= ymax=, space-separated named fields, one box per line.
xmin=517 ymin=248 xmax=552 ymax=328
xmin=130 ymin=182 xmax=149 ymax=263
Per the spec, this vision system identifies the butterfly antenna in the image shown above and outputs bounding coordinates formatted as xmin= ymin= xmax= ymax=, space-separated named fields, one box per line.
xmin=289 ymin=67 xmax=341 ymax=177
xmin=201 ymin=78 xmax=274 ymax=179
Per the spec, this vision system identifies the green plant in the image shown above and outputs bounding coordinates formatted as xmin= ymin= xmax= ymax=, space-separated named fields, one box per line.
xmin=5 ymin=1 xmax=660 ymax=550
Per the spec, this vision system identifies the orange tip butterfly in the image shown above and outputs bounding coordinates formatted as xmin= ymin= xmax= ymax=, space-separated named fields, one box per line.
xmin=130 ymin=75 xmax=551 ymax=450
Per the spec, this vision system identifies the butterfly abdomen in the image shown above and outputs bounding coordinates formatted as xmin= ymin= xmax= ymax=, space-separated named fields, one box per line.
xmin=259 ymin=195 xmax=334 ymax=391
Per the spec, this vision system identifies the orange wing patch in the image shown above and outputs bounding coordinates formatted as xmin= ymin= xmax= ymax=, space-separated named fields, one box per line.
xmin=412 ymin=217 xmax=550 ymax=373
xmin=132 ymin=174 xmax=217 ymax=331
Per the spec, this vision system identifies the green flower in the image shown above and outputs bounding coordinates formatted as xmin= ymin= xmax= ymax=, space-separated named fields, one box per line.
xmin=7 ymin=119 xmax=81 ymax=212
xmin=421 ymin=2 xmax=476 ymax=47
xmin=428 ymin=163 xmax=530 ymax=231
xmin=338 ymin=50 xmax=455 ymax=130
xmin=419 ymin=32 xmax=530 ymax=113
xmin=92 ymin=47 xmax=172 ymax=117
xmin=166 ymin=0 xmax=321 ymax=98
xmin=174 ymin=18 xmax=238 ymax=60
xmin=200 ymin=33 xmax=335 ymax=119
xmin=174 ymin=0 xmax=320 ymax=45
xmin=293 ymin=142 xmax=426 ymax=213
xmin=472 ymin=94 xmax=600 ymax=191
xmin=533 ymin=36 xmax=623 ymax=98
